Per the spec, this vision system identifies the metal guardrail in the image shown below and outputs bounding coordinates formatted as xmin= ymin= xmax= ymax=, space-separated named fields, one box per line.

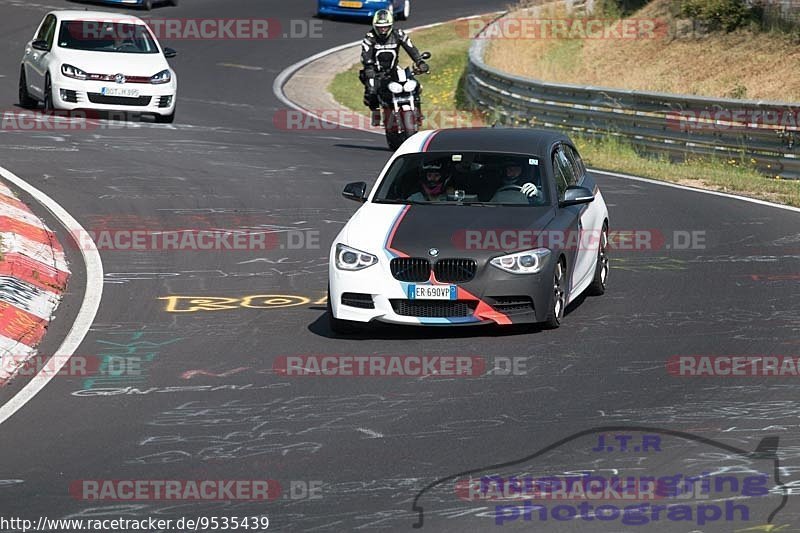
xmin=465 ymin=18 xmax=800 ymax=178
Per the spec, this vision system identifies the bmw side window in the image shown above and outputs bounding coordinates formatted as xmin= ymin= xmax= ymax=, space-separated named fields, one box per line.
xmin=556 ymin=147 xmax=578 ymax=188
xmin=564 ymin=146 xmax=585 ymax=185
xmin=552 ymin=152 xmax=569 ymax=198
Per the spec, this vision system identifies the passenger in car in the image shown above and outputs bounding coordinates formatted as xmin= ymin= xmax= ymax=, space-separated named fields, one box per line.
xmin=407 ymin=162 xmax=452 ymax=201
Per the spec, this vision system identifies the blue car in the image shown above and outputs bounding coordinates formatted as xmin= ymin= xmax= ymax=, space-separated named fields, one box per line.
xmin=317 ymin=0 xmax=410 ymax=20
xmin=78 ymin=0 xmax=178 ymax=9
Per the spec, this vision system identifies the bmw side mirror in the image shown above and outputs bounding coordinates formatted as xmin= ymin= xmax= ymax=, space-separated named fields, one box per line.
xmin=559 ymin=186 xmax=594 ymax=207
xmin=342 ymin=181 xmax=368 ymax=203
xmin=163 ymin=47 xmax=177 ymax=58
xmin=31 ymin=40 xmax=49 ymax=52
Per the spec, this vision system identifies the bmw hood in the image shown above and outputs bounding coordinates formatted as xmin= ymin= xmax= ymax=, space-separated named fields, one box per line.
xmin=341 ymin=203 xmax=556 ymax=260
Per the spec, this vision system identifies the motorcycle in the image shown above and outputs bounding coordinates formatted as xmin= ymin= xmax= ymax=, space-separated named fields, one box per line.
xmin=375 ymin=51 xmax=431 ymax=151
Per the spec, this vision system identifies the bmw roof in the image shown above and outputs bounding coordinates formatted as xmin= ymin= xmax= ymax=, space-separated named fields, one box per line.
xmin=423 ymin=128 xmax=570 ymax=156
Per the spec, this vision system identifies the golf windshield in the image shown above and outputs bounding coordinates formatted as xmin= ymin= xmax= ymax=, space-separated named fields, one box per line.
xmin=373 ymin=152 xmax=548 ymax=206
xmin=58 ymin=21 xmax=160 ymax=53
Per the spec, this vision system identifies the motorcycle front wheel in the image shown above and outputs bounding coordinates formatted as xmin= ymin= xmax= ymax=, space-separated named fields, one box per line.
xmin=385 ymin=109 xmax=418 ymax=151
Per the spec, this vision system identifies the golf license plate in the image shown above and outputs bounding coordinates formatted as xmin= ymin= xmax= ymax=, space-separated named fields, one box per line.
xmin=338 ymin=1 xmax=363 ymax=8
xmin=100 ymin=87 xmax=140 ymax=98
xmin=408 ymin=285 xmax=457 ymax=300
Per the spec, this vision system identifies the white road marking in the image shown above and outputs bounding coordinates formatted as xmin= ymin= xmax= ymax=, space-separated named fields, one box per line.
xmin=356 ymin=427 xmax=384 ymax=439
xmin=217 ymin=63 xmax=263 ymax=71
xmin=0 ymin=166 xmax=103 ymax=426
xmin=591 ymin=169 xmax=800 ymax=214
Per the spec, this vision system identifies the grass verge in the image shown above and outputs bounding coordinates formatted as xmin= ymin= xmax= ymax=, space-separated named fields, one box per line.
xmin=486 ymin=0 xmax=800 ymax=101
xmin=328 ymin=19 xmax=800 ymax=207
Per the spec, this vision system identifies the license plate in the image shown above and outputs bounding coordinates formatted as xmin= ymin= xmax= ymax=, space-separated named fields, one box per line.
xmin=408 ymin=285 xmax=457 ymax=300
xmin=338 ymin=0 xmax=363 ymax=7
xmin=100 ymin=87 xmax=140 ymax=98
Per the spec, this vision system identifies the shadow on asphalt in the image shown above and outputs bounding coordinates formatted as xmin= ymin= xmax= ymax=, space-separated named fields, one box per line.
xmin=333 ymin=143 xmax=391 ymax=153
xmin=308 ymin=298 xmax=586 ymax=340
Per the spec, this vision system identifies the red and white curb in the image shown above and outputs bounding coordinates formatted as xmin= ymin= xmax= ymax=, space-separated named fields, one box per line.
xmin=0 ymin=179 xmax=70 ymax=384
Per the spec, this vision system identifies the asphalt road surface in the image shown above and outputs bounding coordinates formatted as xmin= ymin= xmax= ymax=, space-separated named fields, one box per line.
xmin=0 ymin=0 xmax=798 ymax=531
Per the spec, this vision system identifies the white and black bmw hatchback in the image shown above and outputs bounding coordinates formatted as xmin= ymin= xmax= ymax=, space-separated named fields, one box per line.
xmin=328 ymin=128 xmax=609 ymax=333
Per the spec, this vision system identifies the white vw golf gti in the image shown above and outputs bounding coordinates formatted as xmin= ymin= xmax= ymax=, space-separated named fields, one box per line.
xmin=19 ymin=11 xmax=178 ymax=123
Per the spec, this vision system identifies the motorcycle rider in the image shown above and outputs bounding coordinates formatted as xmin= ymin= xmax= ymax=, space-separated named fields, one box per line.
xmin=360 ymin=9 xmax=429 ymax=127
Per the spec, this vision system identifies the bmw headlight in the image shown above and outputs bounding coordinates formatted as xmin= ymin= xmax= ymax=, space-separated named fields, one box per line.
xmin=150 ymin=69 xmax=171 ymax=84
xmin=490 ymin=248 xmax=551 ymax=274
xmin=403 ymin=80 xmax=417 ymax=92
xmin=61 ymin=64 xmax=87 ymax=80
xmin=335 ymin=243 xmax=378 ymax=271
xmin=388 ymin=81 xmax=403 ymax=94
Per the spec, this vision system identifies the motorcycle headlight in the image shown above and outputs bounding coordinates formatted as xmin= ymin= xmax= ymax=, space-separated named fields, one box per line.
xmin=150 ymin=69 xmax=171 ymax=84
xmin=403 ymin=80 xmax=417 ymax=92
xmin=61 ymin=64 xmax=87 ymax=81
xmin=490 ymin=248 xmax=551 ymax=274
xmin=335 ymin=243 xmax=378 ymax=271
xmin=388 ymin=81 xmax=403 ymax=94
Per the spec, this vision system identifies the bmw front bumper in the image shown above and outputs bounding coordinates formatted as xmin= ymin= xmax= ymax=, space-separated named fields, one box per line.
xmin=329 ymin=252 xmax=557 ymax=326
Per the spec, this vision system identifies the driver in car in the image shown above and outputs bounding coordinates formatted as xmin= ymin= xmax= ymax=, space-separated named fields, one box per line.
xmin=407 ymin=162 xmax=451 ymax=202
xmin=491 ymin=158 xmax=539 ymax=203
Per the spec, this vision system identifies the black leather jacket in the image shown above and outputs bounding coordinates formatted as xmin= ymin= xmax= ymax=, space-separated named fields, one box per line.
xmin=361 ymin=28 xmax=422 ymax=75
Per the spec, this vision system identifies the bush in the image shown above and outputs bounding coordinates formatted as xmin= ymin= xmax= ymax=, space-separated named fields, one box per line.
xmin=599 ymin=0 xmax=650 ymax=17
xmin=680 ymin=0 xmax=760 ymax=31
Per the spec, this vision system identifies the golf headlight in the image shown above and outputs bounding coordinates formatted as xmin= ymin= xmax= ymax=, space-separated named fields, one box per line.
xmin=335 ymin=243 xmax=378 ymax=271
xmin=61 ymin=64 xmax=87 ymax=80
xmin=388 ymin=81 xmax=403 ymax=94
xmin=150 ymin=69 xmax=171 ymax=84
xmin=403 ymin=80 xmax=417 ymax=92
xmin=490 ymin=248 xmax=551 ymax=274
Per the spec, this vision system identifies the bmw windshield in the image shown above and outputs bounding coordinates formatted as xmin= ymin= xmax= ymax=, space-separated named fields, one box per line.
xmin=58 ymin=21 xmax=160 ymax=53
xmin=372 ymin=152 xmax=549 ymax=206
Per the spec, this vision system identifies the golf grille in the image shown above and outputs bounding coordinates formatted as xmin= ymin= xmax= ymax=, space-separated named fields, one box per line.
xmin=87 ymin=94 xmax=152 ymax=106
